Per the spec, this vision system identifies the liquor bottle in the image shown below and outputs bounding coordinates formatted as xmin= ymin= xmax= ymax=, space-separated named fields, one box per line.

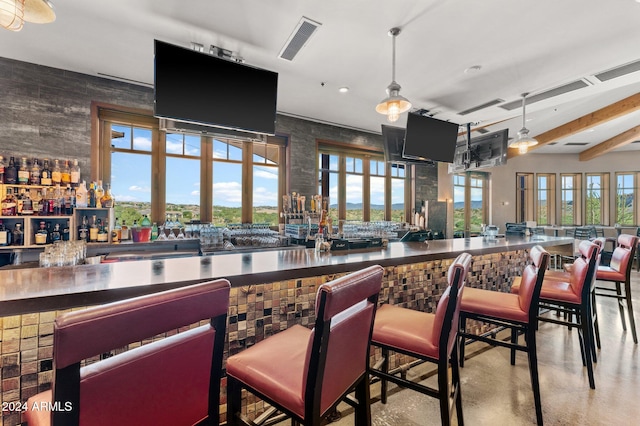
xmin=151 ymin=222 xmax=159 ymax=240
xmin=70 ymin=159 xmax=81 ymax=188
xmin=12 ymin=223 xmax=23 ymax=246
xmin=16 ymin=188 xmax=24 ymax=215
xmin=61 ymin=160 xmax=71 ymax=186
xmin=51 ymin=159 xmax=62 ymax=186
xmin=53 ymin=185 xmax=63 ymax=215
xmin=78 ymin=216 xmax=89 ymax=241
xmin=50 ymin=223 xmax=62 ymax=243
xmin=40 ymin=159 xmax=52 ymax=186
xmin=120 ymin=219 xmax=129 ymax=241
xmin=95 ymin=180 xmax=104 ymax=208
xmin=76 ymin=180 xmax=88 ymax=208
xmin=35 ymin=221 xmax=48 ymax=245
xmin=5 ymin=157 xmax=17 ymax=185
xmin=64 ymin=185 xmax=73 ymax=215
xmin=0 ymin=155 xmax=5 ymax=184
xmin=30 ymin=158 xmax=41 ymax=185
xmin=113 ymin=217 xmax=122 ymax=241
xmin=1 ymin=188 xmax=17 ymax=216
xmin=88 ymin=182 xmax=96 ymax=208
xmin=45 ymin=221 xmax=52 ymax=244
xmin=89 ymin=215 xmax=99 ymax=242
xmin=97 ymin=219 xmax=108 ymax=242
xmin=62 ymin=220 xmax=70 ymax=241
xmin=141 ymin=215 xmax=151 ymax=227
xmin=18 ymin=157 xmax=29 ymax=185
xmin=100 ymin=183 xmax=114 ymax=208
xmin=0 ymin=220 xmax=10 ymax=246
xmin=20 ymin=190 xmax=34 ymax=215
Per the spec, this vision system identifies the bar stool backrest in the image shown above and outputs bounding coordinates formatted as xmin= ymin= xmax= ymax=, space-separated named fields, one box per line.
xmin=610 ymin=234 xmax=638 ymax=275
xmin=570 ymin=241 xmax=600 ymax=297
xmin=304 ymin=265 xmax=383 ymax=420
xmin=518 ymin=245 xmax=549 ymax=320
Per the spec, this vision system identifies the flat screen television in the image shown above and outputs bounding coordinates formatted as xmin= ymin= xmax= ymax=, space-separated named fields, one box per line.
xmin=450 ymin=129 xmax=509 ymax=173
xmin=154 ymin=40 xmax=278 ymax=135
xmin=402 ymin=113 xmax=460 ymax=163
xmin=381 ymin=124 xmax=406 ymax=163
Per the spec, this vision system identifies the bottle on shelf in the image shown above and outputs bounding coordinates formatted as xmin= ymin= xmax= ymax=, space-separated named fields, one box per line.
xmin=70 ymin=159 xmax=81 ymax=188
xmin=113 ymin=217 xmax=122 ymax=241
xmin=35 ymin=221 xmax=48 ymax=245
xmin=50 ymin=223 xmax=62 ymax=243
xmin=0 ymin=155 xmax=5 ymax=184
xmin=95 ymin=180 xmax=104 ymax=208
xmin=62 ymin=220 xmax=70 ymax=241
xmin=12 ymin=223 xmax=23 ymax=246
xmin=0 ymin=220 xmax=10 ymax=246
xmin=88 ymin=182 xmax=96 ymax=208
xmin=30 ymin=158 xmax=41 ymax=185
xmin=120 ymin=219 xmax=129 ymax=241
xmin=20 ymin=189 xmax=33 ymax=215
xmin=51 ymin=159 xmax=62 ymax=186
xmin=1 ymin=188 xmax=17 ymax=216
xmin=97 ymin=219 xmax=108 ymax=242
xmin=40 ymin=159 xmax=52 ymax=186
xmin=45 ymin=221 xmax=52 ymax=244
xmin=61 ymin=160 xmax=71 ymax=186
xmin=100 ymin=183 xmax=114 ymax=208
xmin=141 ymin=214 xmax=151 ymax=227
xmin=18 ymin=157 xmax=30 ymax=185
xmin=75 ymin=180 xmax=88 ymax=208
xmin=78 ymin=216 xmax=89 ymax=241
xmin=64 ymin=185 xmax=73 ymax=215
xmin=89 ymin=215 xmax=99 ymax=242
xmin=52 ymin=185 xmax=62 ymax=215
xmin=16 ymin=188 xmax=24 ymax=215
xmin=5 ymin=157 xmax=17 ymax=185
xmin=151 ymin=222 xmax=159 ymax=240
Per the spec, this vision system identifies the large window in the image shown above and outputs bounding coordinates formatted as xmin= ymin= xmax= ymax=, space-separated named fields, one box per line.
xmin=585 ymin=173 xmax=609 ymax=226
xmin=536 ymin=174 xmax=556 ymax=226
xmin=345 ymin=156 xmax=364 ymax=221
xmin=616 ymin=172 xmax=636 ymax=225
xmin=390 ymin=163 xmax=406 ymax=222
xmin=454 ymin=172 xmax=488 ymax=236
xmin=370 ymin=160 xmax=386 ymax=221
xmin=515 ymin=173 xmax=534 ymax=223
xmin=560 ymin=173 xmax=582 ymax=226
xmin=96 ymin=105 xmax=284 ymax=225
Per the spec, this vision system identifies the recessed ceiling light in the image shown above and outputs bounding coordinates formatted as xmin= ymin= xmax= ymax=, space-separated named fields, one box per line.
xmin=464 ymin=65 xmax=482 ymax=74
xmin=339 ymin=86 xmax=349 ymax=93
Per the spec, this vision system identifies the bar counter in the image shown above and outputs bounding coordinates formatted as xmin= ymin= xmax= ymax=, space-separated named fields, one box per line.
xmin=0 ymin=235 xmax=572 ymax=425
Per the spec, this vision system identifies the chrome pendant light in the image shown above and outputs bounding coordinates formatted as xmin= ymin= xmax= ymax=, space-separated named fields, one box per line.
xmin=376 ymin=27 xmax=412 ymax=123
xmin=509 ymin=93 xmax=538 ymax=154
xmin=0 ymin=0 xmax=55 ymax=32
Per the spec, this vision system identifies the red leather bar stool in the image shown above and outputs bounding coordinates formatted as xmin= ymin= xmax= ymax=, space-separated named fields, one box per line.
xmin=369 ymin=252 xmax=472 ymax=426
xmin=24 ymin=279 xmax=231 ymax=426
xmin=512 ymin=241 xmax=600 ymax=389
xmin=226 ymin=265 xmax=383 ymax=426
xmin=459 ymin=246 xmax=549 ymax=426
xmin=595 ymin=233 xmax=639 ymax=344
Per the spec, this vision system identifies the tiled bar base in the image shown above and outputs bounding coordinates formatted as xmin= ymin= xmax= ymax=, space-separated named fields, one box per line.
xmin=1 ymin=249 xmax=527 ymax=426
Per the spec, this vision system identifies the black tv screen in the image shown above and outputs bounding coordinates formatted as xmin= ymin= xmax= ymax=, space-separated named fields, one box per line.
xmin=154 ymin=40 xmax=278 ymax=135
xmin=450 ymin=129 xmax=509 ymax=172
xmin=402 ymin=113 xmax=459 ymax=163
xmin=381 ymin=124 xmax=406 ymax=163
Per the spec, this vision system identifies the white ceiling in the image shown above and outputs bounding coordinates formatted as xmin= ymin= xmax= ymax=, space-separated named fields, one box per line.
xmin=4 ymin=0 xmax=640 ymax=157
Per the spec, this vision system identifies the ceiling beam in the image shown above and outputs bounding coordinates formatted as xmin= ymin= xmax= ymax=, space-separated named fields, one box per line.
xmin=579 ymin=125 xmax=640 ymax=161
xmin=508 ymin=92 xmax=640 ymax=158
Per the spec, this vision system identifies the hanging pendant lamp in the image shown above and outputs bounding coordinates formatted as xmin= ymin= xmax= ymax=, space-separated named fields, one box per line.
xmin=509 ymin=93 xmax=538 ymax=154
xmin=0 ymin=0 xmax=55 ymax=32
xmin=376 ymin=27 xmax=412 ymax=123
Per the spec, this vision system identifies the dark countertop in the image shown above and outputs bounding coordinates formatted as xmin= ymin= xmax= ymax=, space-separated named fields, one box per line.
xmin=0 ymin=235 xmax=572 ymax=316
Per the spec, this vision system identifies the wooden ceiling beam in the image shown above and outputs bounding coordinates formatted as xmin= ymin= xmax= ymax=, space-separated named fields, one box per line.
xmin=508 ymin=92 xmax=640 ymax=158
xmin=579 ymin=125 xmax=640 ymax=161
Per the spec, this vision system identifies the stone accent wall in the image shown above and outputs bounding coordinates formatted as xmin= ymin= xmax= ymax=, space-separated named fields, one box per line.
xmin=0 ymin=249 xmax=527 ymax=426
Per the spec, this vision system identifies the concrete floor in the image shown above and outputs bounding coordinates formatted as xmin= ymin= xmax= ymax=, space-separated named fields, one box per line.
xmin=324 ymin=269 xmax=640 ymax=426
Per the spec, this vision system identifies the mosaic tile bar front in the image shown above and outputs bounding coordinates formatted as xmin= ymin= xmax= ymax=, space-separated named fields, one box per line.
xmin=0 ymin=249 xmax=527 ymax=426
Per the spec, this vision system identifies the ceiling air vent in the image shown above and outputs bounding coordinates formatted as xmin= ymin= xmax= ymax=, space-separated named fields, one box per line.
xmin=499 ymin=79 xmax=590 ymax=111
xmin=565 ymin=142 xmax=589 ymax=146
xmin=594 ymin=58 xmax=640 ymax=82
xmin=279 ymin=17 xmax=322 ymax=61
xmin=632 ymin=140 xmax=640 ymax=144
xmin=458 ymin=98 xmax=504 ymax=115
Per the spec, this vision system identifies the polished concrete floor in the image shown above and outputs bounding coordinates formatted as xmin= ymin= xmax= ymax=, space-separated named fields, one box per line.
xmin=325 ymin=269 xmax=640 ymax=426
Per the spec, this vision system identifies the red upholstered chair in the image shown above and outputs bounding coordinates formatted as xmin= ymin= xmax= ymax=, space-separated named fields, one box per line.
xmin=595 ymin=233 xmax=638 ymax=344
xmin=369 ymin=252 xmax=472 ymax=426
xmin=226 ymin=265 xmax=383 ymax=426
xmin=24 ymin=279 xmax=231 ymax=426
xmin=459 ymin=246 xmax=549 ymax=426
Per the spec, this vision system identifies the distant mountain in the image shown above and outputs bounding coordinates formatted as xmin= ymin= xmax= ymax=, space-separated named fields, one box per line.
xmin=453 ymin=200 xmax=483 ymax=209
xmin=331 ymin=203 xmax=404 ymax=210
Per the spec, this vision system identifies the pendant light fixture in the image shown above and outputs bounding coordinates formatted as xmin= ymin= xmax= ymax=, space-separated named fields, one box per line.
xmin=376 ymin=27 xmax=412 ymax=123
xmin=509 ymin=93 xmax=538 ymax=154
xmin=0 ymin=0 xmax=55 ymax=32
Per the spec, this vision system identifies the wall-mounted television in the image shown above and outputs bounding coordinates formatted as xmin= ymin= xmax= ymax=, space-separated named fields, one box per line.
xmin=381 ymin=124 xmax=407 ymax=163
xmin=450 ymin=129 xmax=509 ymax=173
xmin=402 ymin=113 xmax=460 ymax=163
xmin=154 ymin=40 xmax=278 ymax=135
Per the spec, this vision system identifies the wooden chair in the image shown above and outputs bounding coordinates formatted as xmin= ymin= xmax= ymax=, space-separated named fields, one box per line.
xmin=226 ymin=265 xmax=383 ymax=426
xmin=369 ymin=253 xmax=472 ymax=426
xmin=25 ymin=279 xmax=231 ymax=426
xmin=595 ymin=233 xmax=639 ymax=344
xmin=459 ymin=246 xmax=550 ymax=426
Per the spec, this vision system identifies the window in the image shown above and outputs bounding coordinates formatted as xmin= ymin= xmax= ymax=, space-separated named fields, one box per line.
xmin=318 ymin=142 xmax=406 ymax=223
xmin=453 ymin=172 xmax=488 ymax=236
xmin=96 ymin=104 xmax=284 ymax=226
xmin=515 ymin=173 xmax=534 ymax=223
xmin=585 ymin=173 xmax=609 ymax=226
xmin=615 ymin=172 xmax=636 ymax=225
xmin=560 ymin=173 xmax=582 ymax=226
xmin=536 ymin=174 xmax=555 ymax=226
